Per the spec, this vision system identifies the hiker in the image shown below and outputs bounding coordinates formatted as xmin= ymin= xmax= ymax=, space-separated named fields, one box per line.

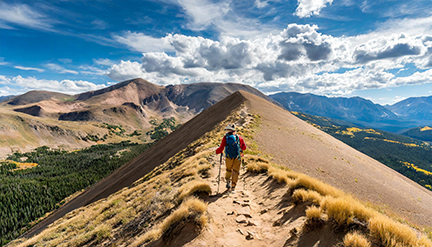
xmin=216 ymin=123 xmax=247 ymax=192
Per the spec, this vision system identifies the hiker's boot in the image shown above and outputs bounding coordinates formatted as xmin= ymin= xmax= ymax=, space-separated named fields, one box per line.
xmin=230 ymin=187 xmax=236 ymax=194
xmin=226 ymin=180 xmax=231 ymax=189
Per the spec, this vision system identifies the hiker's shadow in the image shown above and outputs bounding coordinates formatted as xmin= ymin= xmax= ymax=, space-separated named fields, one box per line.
xmin=273 ymin=201 xmax=308 ymax=227
xmin=283 ymin=223 xmax=345 ymax=247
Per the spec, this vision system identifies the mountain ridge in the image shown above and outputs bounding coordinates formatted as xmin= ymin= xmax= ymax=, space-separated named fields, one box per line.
xmin=269 ymin=91 xmax=432 ymax=132
xmin=387 ymin=95 xmax=432 ymax=120
xmin=0 ymin=79 xmax=269 ymax=156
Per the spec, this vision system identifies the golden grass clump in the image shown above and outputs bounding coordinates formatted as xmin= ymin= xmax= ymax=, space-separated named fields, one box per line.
xmin=305 ymin=205 xmax=322 ymax=220
xmin=246 ymin=161 xmax=270 ymax=173
xmin=304 ymin=205 xmax=326 ymax=231
xmin=343 ymin=196 xmax=377 ymax=223
xmin=268 ymin=167 xmax=294 ymax=184
xmin=369 ymin=215 xmax=428 ymax=247
xmin=292 ymin=189 xmax=323 ymax=205
xmin=289 ymin=174 xmax=344 ymax=197
xmin=160 ymin=198 xmax=208 ymax=238
xmin=243 ymin=154 xmax=270 ymax=164
xmin=94 ymin=223 xmax=112 ymax=242
xmin=178 ymin=180 xmax=211 ymax=201
xmin=343 ymin=231 xmax=371 ymax=247
xmin=418 ymin=235 xmax=432 ymax=247
xmin=130 ymin=229 xmax=161 ymax=247
xmin=321 ymin=196 xmax=355 ymax=226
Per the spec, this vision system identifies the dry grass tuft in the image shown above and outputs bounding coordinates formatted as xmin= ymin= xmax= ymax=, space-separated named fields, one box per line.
xmin=268 ymin=167 xmax=294 ymax=184
xmin=289 ymin=174 xmax=344 ymax=197
xmin=130 ymin=229 xmax=161 ymax=247
xmin=304 ymin=205 xmax=326 ymax=231
xmin=306 ymin=205 xmax=322 ymax=220
xmin=343 ymin=231 xmax=371 ymax=247
xmin=197 ymin=158 xmax=212 ymax=176
xmin=246 ymin=161 xmax=270 ymax=173
xmin=243 ymin=154 xmax=270 ymax=164
xmin=292 ymin=189 xmax=323 ymax=205
xmin=160 ymin=198 xmax=208 ymax=238
xmin=344 ymin=196 xmax=377 ymax=223
xmin=178 ymin=180 xmax=212 ymax=201
xmin=369 ymin=215 xmax=428 ymax=247
xmin=94 ymin=223 xmax=112 ymax=242
xmin=418 ymin=235 xmax=432 ymax=247
xmin=321 ymin=196 xmax=356 ymax=226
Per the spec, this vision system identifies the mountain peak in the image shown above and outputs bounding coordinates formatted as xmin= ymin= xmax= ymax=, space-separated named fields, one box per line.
xmin=7 ymin=90 xmax=74 ymax=106
xmin=75 ymin=78 xmax=164 ymax=102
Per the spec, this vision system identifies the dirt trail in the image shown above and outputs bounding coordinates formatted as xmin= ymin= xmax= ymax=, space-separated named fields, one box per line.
xmin=182 ymin=154 xmax=345 ymax=247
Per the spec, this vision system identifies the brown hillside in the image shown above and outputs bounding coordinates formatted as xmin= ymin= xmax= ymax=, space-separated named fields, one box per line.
xmin=76 ymin=78 xmax=164 ymax=105
xmin=6 ymin=90 xmax=74 ymax=106
xmin=243 ymin=91 xmax=432 ymax=226
xmin=21 ymin=91 xmax=247 ymax=238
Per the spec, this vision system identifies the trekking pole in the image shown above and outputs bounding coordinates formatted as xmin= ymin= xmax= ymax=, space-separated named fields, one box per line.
xmin=217 ymin=153 xmax=222 ymax=194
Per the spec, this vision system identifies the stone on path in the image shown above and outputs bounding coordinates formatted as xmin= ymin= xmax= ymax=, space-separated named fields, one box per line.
xmin=246 ymin=231 xmax=255 ymax=240
xmin=237 ymin=208 xmax=252 ymax=218
xmin=235 ymin=215 xmax=247 ymax=224
xmin=246 ymin=220 xmax=258 ymax=226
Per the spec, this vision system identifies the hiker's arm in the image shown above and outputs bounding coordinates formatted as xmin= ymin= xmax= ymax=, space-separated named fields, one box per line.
xmin=239 ymin=136 xmax=247 ymax=151
xmin=215 ymin=136 xmax=226 ymax=154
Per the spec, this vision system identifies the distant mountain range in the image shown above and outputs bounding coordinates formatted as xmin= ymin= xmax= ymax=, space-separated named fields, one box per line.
xmin=386 ymin=96 xmax=432 ymax=120
xmin=269 ymin=92 xmax=432 ymax=133
xmin=0 ymin=95 xmax=14 ymax=103
xmin=0 ymin=78 xmax=270 ymax=155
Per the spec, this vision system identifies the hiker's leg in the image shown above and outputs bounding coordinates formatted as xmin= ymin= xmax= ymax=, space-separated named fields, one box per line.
xmin=225 ymin=158 xmax=234 ymax=181
xmin=231 ymin=159 xmax=241 ymax=188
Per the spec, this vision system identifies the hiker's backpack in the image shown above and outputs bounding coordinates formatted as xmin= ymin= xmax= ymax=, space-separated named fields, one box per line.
xmin=225 ymin=133 xmax=241 ymax=159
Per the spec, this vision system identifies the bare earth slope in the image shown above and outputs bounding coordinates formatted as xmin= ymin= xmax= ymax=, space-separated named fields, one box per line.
xmin=243 ymin=91 xmax=432 ymax=226
xmin=22 ymin=91 xmax=247 ymax=238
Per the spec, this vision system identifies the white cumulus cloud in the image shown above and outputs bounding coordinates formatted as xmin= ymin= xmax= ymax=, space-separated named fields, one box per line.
xmin=295 ymin=0 xmax=333 ymax=18
xmin=107 ymin=61 xmax=148 ymax=82
xmin=106 ymin=20 xmax=432 ymax=96
xmin=2 ymin=75 xmax=107 ymax=95
xmin=113 ymin=31 xmax=174 ymax=53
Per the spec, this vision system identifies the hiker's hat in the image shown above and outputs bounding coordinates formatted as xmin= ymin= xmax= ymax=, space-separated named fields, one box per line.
xmin=224 ymin=123 xmax=236 ymax=132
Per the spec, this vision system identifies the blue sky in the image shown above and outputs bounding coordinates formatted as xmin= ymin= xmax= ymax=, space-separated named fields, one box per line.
xmin=1 ymin=0 xmax=432 ymax=104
